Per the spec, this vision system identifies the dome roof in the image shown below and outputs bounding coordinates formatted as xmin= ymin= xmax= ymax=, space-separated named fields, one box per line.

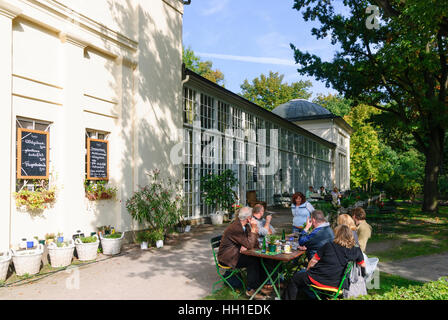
xmin=272 ymin=99 xmax=335 ymax=121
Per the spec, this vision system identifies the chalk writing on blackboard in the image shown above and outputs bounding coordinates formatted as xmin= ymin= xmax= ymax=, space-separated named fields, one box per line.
xmin=17 ymin=128 xmax=49 ymax=179
xmin=87 ymin=138 xmax=109 ymax=180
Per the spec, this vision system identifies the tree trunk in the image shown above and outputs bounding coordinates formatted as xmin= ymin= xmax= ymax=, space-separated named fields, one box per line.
xmin=422 ymin=128 xmax=445 ymax=213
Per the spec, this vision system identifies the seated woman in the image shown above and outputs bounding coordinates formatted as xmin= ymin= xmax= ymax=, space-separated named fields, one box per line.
xmin=284 ymin=225 xmax=366 ymax=300
xmin=337 ymin=214 xmax=359 ymax=246
xmin=291 ymin=192 xmax=315 ymax=234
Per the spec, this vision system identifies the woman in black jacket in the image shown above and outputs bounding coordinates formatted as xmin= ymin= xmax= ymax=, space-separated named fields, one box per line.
xmin=284 ymin=224 xmax=366 ymax=300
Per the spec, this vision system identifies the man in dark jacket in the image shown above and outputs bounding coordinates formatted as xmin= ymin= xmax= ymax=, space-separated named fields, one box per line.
xmin=218 ymin=206 xmax=267 ymax=299
xmin=299 ymin=210 xmax=334 ymax=260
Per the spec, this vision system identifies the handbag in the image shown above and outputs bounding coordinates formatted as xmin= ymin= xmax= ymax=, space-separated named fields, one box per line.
xmin=343 ymin=263 xmax=367 ymax=298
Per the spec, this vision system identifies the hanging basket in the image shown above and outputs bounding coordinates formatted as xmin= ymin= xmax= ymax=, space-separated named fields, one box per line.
xmin=0 ymin=251 xmax=12 ymax=281
xmin=75 ymin=236 xmax=99 ymax=261
xmin=100 ymin=232 xmax=125 ymax=255
xmin=11 ymin=244 xmax=44 ymax=276
xmin=48 ymin=240 xmax=75 ymax=268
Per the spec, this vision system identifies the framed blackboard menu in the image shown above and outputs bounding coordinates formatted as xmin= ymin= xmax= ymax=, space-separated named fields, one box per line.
xmin=17 ymin=128 xmax=49 ymax=179
xmin=87 ymin=138 xmax=109 ymax=180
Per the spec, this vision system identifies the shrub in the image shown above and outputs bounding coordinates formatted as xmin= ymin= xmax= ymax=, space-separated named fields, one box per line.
xmin=356 ymin=277 xmax=448 ymax=300
xmin=126 ymin=169 xmax=184 ymax=236
xmin=200 ymin=169 xmax=238 ymax=212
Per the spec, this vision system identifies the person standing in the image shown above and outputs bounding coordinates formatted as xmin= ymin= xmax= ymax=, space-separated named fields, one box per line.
xmin=291 ymin=192 xmax=315 ymax=234
xmin=217 ymin=206 xmax=268 ymax=299
xmin=352 ymin=207 xmax=372 ymax=253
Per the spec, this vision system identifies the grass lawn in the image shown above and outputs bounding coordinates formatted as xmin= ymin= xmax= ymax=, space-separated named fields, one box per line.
xmin=202 ymin=272 xmax=424 ymax=300
xmin=367 ymin=200 xmax=448 ymax=261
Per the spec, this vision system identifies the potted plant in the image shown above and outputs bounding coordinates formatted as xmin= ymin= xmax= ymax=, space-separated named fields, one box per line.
xmin=126 ymin=169 xmax=184 ymax=242
xmin=84 ymin=180 xmax=117 ymax=201
xmin=136 ymin=231 xmax=150 ymax=250
xmin=47 ymin=239 xmax=75 ymax=268
xmin=0 ymin=251 xmax=11 ymax=282
xmin=74 ymin=235 xmax=99 ymax=261
xmin=45 ymin=233 xmax=55 ymax=245
xmin=100 ymin=231 xmax=125 ymax=255
xmin=200 ymin=169 xmax=238 ymax=225
xmin=11 ymin=243 xmax=44 ymax=276
xmin=176 ymin=217 xmax=191 ymax=233
xmin=13 ymin=185 xmax=56 ymax=211
xmin=147 ymin=229 xmax=165 ymax=248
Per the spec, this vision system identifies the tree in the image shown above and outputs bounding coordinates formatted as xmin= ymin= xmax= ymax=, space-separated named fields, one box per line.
xmin=346 ymin=104 xmax=382 ymax=191
xmin=291 ymin=0 xmax=448 ymax=212
xmin=240 ymin=71 xmax=312 ymax=111
xmin=183 ymin=46 xmax=225 ymax=85
xmin=313 ymin=93 xmax=352 ymax=117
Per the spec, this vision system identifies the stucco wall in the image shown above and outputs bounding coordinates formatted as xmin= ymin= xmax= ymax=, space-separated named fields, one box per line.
xmin=0 ymin=0 xmax=183 ymax=251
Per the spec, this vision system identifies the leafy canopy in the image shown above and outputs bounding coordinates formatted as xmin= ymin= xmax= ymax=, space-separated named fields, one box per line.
xmin=183 ymin=46 xmax=225 ymax=86
xmin=240 ymin=71 xmax=312 ymax=111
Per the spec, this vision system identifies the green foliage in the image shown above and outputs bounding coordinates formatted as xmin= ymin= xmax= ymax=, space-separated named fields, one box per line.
xmin=312 ymin=94 xmax=352 ymax=117
xmin=200 ymin=169 xmax=238 ymax=212
xmin=103 ymin=232 xmax=122 ymax=239
xmin=291 ymin=0 xmax=448 ymax=211
xmin=126 ymin=169 xmax=184 ymax=236
xmin=14 ymin=187 xmax=56 ymax=211
xmin=84 ymin=180 xmax=117 ymax=201
xmin=240 ymin=71 xmax=312 ymax=111
xmin=183 ymin=46 xmax=224 ymax=85
xmin=356 ymin=277 xmax=448 ymax=300
xmin=80 ymin=236 xmax=97 ymax=243
xmin=266 ymin=234 xmax=281 ymax=244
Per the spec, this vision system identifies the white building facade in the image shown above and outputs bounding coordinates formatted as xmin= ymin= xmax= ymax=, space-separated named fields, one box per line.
xmin=272 ymin=99 xmax=352 ymax=191
xmin=0 ymin=0 xmax=185 ymax=252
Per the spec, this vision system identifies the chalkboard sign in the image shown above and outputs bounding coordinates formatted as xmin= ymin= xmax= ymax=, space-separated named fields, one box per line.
xmin=87 ymin=138 xmax=109 ymax=180
xmin=17 ymin=128 xmax=49 ymax=179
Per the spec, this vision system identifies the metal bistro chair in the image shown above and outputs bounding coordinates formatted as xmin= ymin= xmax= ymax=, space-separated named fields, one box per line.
xmin=308 ymin=261 xmax=354 ymax=300
xmin=211 ymin=235 xmax=246 ymax=294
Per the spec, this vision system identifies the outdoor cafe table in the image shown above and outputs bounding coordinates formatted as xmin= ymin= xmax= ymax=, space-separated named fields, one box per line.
xmin=241 ymin=248 xmax=305 ymax=300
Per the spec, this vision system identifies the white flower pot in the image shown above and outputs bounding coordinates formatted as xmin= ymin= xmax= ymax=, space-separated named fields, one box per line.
xmin=140 ymin=241 xmax=148 ymax=250
xmin=156 ymin=240 xmax=164 ymax=248
xmin=100 ymin=232 xmax=125 ymax=255
xmin=48 ymin=240 xmax=75 ymax=268
xmin=75 ymin=236 xmax=99 ymax=261
xmin=11 ymin=244 xmax=44 ymax=276
xmin=0 ymin=251 xmax=11 ymax=281
xmin=210 ymin=211 xmax=224 ymax=225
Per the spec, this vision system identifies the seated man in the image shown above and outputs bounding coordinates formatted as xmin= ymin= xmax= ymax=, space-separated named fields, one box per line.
xmin=298 ymin=210 xmax=334 ymax=261
xmin=252 ymin=204 xmax=276 ymax=246
xmin=217 ymin=206 xmax=268 ymax=299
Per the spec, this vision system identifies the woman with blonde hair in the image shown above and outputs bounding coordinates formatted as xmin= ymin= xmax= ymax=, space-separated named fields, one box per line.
xmin=284 ymin=225 xmax=365 ymax=300
xmin=337 ymin=214 xmax=359 ymax=247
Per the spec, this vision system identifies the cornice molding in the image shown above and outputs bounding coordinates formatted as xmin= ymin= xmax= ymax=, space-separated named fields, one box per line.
xmin=0 ymin=0 xmax=22 ymax=19
xmin=18 ymin=0 xmax=138 ymax=52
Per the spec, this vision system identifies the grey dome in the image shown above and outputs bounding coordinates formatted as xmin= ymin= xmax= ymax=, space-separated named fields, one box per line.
xmin=272 ymin=99 xmax=334 ymax=121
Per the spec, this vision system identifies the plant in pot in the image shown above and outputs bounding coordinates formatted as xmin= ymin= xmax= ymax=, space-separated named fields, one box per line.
xmin=74 ymin=235 xmax=99 ymax=261
xmin=176 ymin=217 xmax=191 ymax=233
xmin=11 ymin=243 xmax=44 ymax=276
xmin=100 ymin=231 xmax=125 ymax=255
xmin=126 ymin=169 xmax=184 ymax=243
xmin=84 ymin=180 xmax=117 ymax=201
xmin=136 ymin=231 xmax=150 ymax=250
xmin=200 ymin=169 xmax=238 ymax=225
xmin=148 ymin=228 xmax=165 ymax=248
xmin=48 ymin=239 xmax=75 ymax=268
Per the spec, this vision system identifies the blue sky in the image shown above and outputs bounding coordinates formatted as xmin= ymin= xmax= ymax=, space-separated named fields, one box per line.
xmin=182 ymin=0 xmax=340 ymax=99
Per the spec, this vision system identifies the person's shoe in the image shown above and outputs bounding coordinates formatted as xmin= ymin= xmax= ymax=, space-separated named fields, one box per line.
xmin=246 ymin=289 xmax=267 ymax=300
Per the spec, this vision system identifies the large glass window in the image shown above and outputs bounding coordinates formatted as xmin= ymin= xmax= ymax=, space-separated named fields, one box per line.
xmin=200 ymin=93 xmax=214 ymax=129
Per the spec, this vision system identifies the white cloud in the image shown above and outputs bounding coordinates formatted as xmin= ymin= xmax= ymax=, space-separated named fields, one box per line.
xmin=200 ymin=0 xmax=230 ymax=16
xmin=196 ymin=52 xmax=298 ymax=66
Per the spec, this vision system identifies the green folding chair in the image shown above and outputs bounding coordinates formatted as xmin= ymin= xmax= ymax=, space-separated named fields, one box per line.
xmin=211 ymin=235 xmax=246 ymax=294
xmin=308 ymin=261 xmax=353 ymax=300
